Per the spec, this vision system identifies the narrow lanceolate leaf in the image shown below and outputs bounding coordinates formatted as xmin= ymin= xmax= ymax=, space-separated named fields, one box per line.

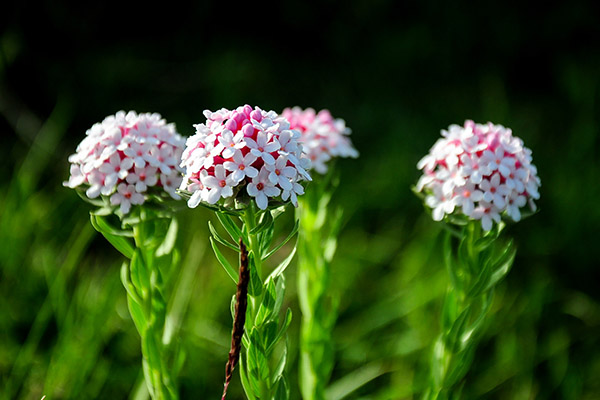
xmin=131 ymin=249 xmax=151 ymax=293
xmin=155 ymin=217 xmax=178 ymax=257
xmin=484 ymin=240 xmax=516 ymax=292
xmin=254 ymin=279 xmax=277 ymax=327
xmin=274 ymin=375 xmax=290 ymax=400
xmin=90 ymin=214 xmax=135 ymax=258
xmin=126 ymin=291 xmax=147 ymax=335
xmin=259 ymin=220 xmax=275 ymax=256
xmin=209 ymin=221 xmax=239 ymax=251
xmin=210 ymin=238 xmax=239 ymax=284
xmin=120 ymin=261 xmax=142 ymax=305
xmin=238 ymin=353 xmax=257 ymax=400
xmin=250 ymin=210 xmax=273 ymax=235
xmin=266 ymin=308 xmax=292 ymax=355
xmin=266 ymin=244 xmax=297 ymax=283
xmin=443 ymin=232 xmax=460 ymax=290
xmin=217 ymin=212 xmax=244 ymax=242
xmin=262 ymin=220 xmax=299 ymax=261
xmin=248 ymin=330 xmax=271 ymax=383
xmin=248 ymin=254 xmax=263 ymax=297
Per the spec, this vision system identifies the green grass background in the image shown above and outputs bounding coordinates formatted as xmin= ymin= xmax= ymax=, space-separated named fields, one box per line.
xmin=1 ymin=1 xmax=600 ymax=399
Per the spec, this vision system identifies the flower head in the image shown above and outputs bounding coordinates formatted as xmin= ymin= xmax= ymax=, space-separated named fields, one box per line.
xmin=180 ymin=105 xmax=311 ymax=210
xmin=416 ymin=120 xmax=541 ymax=231
xmin=282 ymin=107 xmax=358 ymax=174
xmin=64 ymin=111 xmax=185 ymax=214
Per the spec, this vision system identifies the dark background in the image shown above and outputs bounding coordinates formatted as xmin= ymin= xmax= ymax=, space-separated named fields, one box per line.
xmin=2 ymin=1 xmax=600 ymax=399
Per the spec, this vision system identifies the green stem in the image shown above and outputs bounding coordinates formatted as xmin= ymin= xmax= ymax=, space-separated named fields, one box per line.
xmin=426 ymin=221 xmax=511 ymax=400
xmin=132 ymin=217 xmax=178 ymax=400
xmin=232 ymin=205 xmax=291 ymax=400
xmin=296 ymin=183 xmax=338 ymax=400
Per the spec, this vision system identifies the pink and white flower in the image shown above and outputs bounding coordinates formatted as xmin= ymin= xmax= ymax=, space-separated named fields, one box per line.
xmin=64 ymin=111 xmax=185 ymax=214
xmin=416 ymin=120 xmax=541 ymax=231
xmin=247 ymin=167 xmax=281 ymax=210
xmin=282 ymin=107 xmax=358 ymax=174
xmin=180 ymin=105 xmax=311 ymax=210
xmin=110 ymin=183 xmax=145 ymax=214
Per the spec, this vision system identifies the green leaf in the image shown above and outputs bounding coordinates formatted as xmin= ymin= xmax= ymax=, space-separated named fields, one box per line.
xmin=126 ymin=291 xmax=147 ymax=335
xmin=90 ymin=206 xmax=113 ymax=216
xmin=445 ymin=307 xmax=470 ymax=352
xmin=262 ymin=220 xmax=299 ymax=261
xmin=208 ymin=221 xmax=238 ymax=251
xmin=230 ymin=294 xmax=237 ymax=319
xmin=266 ymin=308 xmax=292 ymax=355
xmin=131 ymin=249 xmax=151 ymax=297
xmin=259 ymin=220 xmax=275 ymax=256
xmin=325 ymin=362 xmax=387 ymax=400
xmin=273 ymin=375 xmax=290 ymax=400
xmin=255 ymin=279 xmax=277 ymax=326
xmin=90 ymin=214 xmax=135 ymax=258
xmin=239 ymin=353 xmax=257 ymax=400
xmin=155 ymin=217 xmax=178 ymax=257
xmin=473 ymin=225 xmax=500 ymax=251
xmin=217 ymin=212 xmax=244 ymax=242
xmin=484 ymin=240 xmax=516 ymax=292
xmin=120 ymin=261 xmax=142 ymax=305
xmin=142 ymin=330 xmax=163 ymax=378
xmin=262 ymin=321 xmax=279 ymax=353
xmin=250 ymin=210 xmax=273 ymax=235
xmin=272 ymin=345 xmax=287 ymax=381
xmin=210 ymin=238 xmax=238 ymax=284
xmin=248 ymin=253 xmax=263 ymax=297
xmin=443 ymin=232 xmax=460 ymax=290
xmin=273 ymin=276 xmax=285 ymax=317
xmin=266 ymin=243 xmax=297 ymax=283
xmin=248 ymin=331 xmax=270 ymax=384
xmin=467 ymin=258 xmax=493 ymax=298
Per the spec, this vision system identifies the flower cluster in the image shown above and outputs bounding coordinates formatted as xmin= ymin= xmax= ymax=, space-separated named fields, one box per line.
xmin=416 ymin=120 xmax=541 ymax=231
xmin=180 ymin=105 xmax=311 ymax=210
xmin=64 ymin=111 xmax=185 ymax=214
xmin=282 ymin=107 xmax=358 ymax=174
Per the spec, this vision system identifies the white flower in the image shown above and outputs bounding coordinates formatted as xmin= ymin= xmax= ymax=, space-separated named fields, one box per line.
xmin=201 ymin=164 xmax=237 ymax=204
xmin=281 ymin=180 xmax=305 ymax=207
xmin=215 ymin=130 xmax=245 ymax=159
xmin=265 ymin=156 xmax=296 ymax=191
xmin=472 ymin=202 xmax=501 ymax=232
xmin=99 ymin=153 xmax=134 ymax=188
xmin=245 ymin=131 xmax=280 ymax=165
xmin=126 ymin=166 xmax=158 ymax=192
xmin=506 ymin=192 xmax=527 ymax=222
xmin=455 ymin=183 xmax=484 ymax=216
xmin=480 ymin=173 xmax=510 ymax=209
xmin=123 ymin=142 xmax=154 ymax=168
xmin=223 ymin=151 xmax=258 ymax=183
xmin=480 ymin=147 xmax=516 ymax=178
xmin=247 ymin=167 xmax=281 ymax=210
xmin=110 ymin=183 xmax=145 ymax=214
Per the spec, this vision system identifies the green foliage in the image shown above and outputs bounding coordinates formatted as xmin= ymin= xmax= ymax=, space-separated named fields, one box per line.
xmin=92 ymin=210 xmax=182 ymax=400
xmin=425 ymin=221 xmax=516 ymax=400
xmin=296 ymin=171 xmax=344 ymax=400
xmin=209 ymin=204 xmax=296 ymax=400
